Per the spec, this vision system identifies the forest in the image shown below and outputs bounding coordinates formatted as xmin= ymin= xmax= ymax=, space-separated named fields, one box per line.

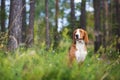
xmin=0 ymin=0 xmax=120 ymax=80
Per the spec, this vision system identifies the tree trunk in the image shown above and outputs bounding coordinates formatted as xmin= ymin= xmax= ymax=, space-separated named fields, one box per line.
xmin=8 ymin=0 xmax=22 ymax=51
xmin=116 ymin=0 xmax=120 ymax=52
xmin=22 ymin=0 xmax=27 ymax=43
xmin=102 ymin=0 xmax=109 ymax=51
xmin=80 ymin=0 xmax=86 ymax=30
xmin=26 ymin=0 xmax=35 ymax=47
xmin=1 ymin=0 xmax=6 ymax=32
xmin=93 ymin=0 xmax=102 ymax=53
xmin=113 ymin=0 xmax=120 ymax=52
xmin=53 ymin=0 xmax=59 ymax=50
xmin=69 ymin=0 xmax=76 ymax=38
xmin=8 ymin=0 xmax=12 ymax=29
xmin=45 ymin=0 xmax=50 ymax=50
xmin=70 ymin=0 xmax=75 ymax=29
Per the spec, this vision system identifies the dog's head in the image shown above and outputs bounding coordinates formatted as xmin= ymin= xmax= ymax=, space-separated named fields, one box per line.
xmin=73 ymin=28 xmax=89 ymax=44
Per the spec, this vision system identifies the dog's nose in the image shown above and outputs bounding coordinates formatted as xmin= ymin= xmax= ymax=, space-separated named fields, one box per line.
xmin=75 ymin=34 xmax=79 ymax=39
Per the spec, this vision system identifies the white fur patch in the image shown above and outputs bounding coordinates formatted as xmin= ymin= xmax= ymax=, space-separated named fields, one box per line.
xmin=75 ymin=40 xmax=87 ymax=63
xmin=75 ymin=29 xmax=80 ymax=39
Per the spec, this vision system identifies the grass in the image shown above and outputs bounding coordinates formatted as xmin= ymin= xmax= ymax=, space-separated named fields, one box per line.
xmin=0 ymin=40 xmax=120 ymax=80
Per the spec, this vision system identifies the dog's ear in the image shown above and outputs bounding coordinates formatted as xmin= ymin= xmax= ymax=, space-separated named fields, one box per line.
xmin=84 ymin=31 xmax=89 ymax=44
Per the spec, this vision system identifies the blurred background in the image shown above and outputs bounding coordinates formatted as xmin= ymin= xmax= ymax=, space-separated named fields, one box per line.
xmin=0 ymin=0 xmax=120 ymax=80
xmin=0 ymin=0 xmax=120 ymax=53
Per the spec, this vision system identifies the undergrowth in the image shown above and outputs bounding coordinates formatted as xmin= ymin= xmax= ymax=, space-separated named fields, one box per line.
xmin=0 ymin=40 xmax=120 ymax=80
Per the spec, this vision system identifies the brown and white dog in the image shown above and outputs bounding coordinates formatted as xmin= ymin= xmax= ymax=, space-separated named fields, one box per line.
xmin=68 ymin=28 xmax=89 ymax=65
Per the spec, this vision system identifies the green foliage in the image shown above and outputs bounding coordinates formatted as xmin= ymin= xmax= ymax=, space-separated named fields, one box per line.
xmin=61 ymin=28 xmax=70 ymax=40
xmin=0 ymin=32 xmax=8 ymax=49
xmin=0 ymin=39 xmax=120 ymax=80
xmin=97 ymin=37 xmax=120 ymax=60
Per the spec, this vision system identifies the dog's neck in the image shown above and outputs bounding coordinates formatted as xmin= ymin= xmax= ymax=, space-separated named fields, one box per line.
xmin=75 ymin=40 xmax=85 ymax=50
xmin=75 ymin=40 xmax=87 ymax=62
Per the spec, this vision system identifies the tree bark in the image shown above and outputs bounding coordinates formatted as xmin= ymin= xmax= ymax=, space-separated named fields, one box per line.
xmin=1 ymin=0 xmax=6 ymax=32
xmin=116 ymin=0 xmax=120 ymax=52
xmin=22 ymin=0 xmax=27 ymax=43
xmin=102 ymin=0 xmax=109 ymax=51
xmin=93 ymin=0 xmax=102 ymax=53
xmin=26 ymin=0 xmax=35 ymax=47
xmin=8 ymin=0 xmax=22 ymax=51
xmin=113 ymin=0 xmax=120 ymax=51
xmin=53 ymin=0 xmax=59 ymax=50
xmin=80 ymin=0 xmax=86 ymax=30
xmin=70 ymin=0 xmax=75 ymax=29
xmin=45 ymin=0 xmax=50 ymax=50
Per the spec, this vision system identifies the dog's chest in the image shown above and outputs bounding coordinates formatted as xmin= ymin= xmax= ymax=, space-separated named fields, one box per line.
xmin=75 ymin=42 xmax=87 ymax=62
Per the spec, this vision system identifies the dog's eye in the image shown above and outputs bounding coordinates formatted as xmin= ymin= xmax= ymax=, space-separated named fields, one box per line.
xmin=80 ymin=30 xmax=82 ymax=33
xmin=74 ymin=31 xmax=77 ymax=34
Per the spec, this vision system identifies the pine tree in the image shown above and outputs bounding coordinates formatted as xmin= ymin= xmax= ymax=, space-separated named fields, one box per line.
xmin=8 ymin=0 xmax=23 ymax=51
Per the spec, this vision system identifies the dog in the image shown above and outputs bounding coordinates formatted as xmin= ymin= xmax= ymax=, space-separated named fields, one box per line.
xmin=68 ymin=28 xmax=89 ymax=66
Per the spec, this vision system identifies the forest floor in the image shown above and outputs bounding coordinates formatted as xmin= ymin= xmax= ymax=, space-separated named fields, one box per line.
xmin=0 ymin=40 xmax=120 ymax=80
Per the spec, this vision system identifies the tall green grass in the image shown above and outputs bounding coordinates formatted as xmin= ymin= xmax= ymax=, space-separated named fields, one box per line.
xmin=0 ymin=40 xmax=120 ymax=80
